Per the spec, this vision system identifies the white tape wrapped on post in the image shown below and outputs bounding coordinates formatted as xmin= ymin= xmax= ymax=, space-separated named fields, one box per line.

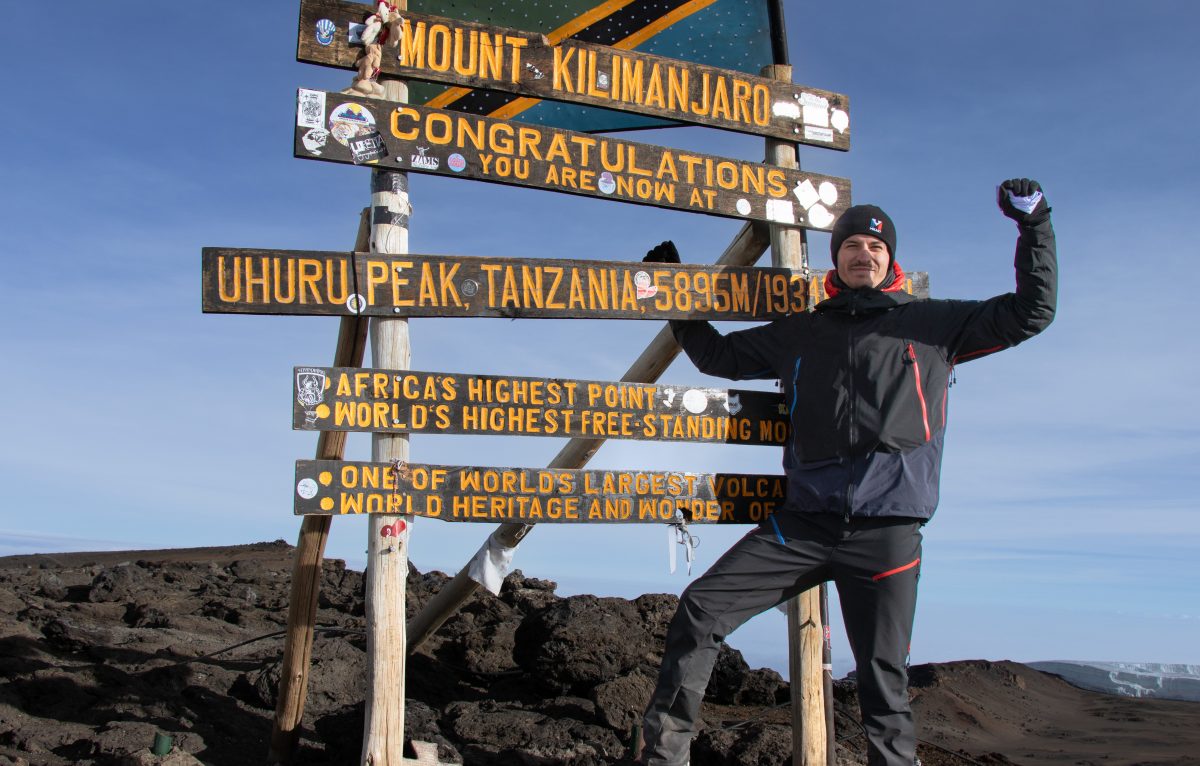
xmin=465 ymin=532 xmax=519 ymax=595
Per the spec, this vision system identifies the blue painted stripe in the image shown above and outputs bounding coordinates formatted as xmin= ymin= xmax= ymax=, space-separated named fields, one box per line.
xmin=769 ymin=515 xmax=786 ymax=544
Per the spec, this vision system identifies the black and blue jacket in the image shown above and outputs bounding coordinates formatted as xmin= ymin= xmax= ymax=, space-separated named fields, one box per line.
xmin=671 ymin=216 xmax=1056 ymax=521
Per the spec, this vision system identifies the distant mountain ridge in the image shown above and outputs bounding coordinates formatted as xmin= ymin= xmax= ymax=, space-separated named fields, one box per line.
xmin=1029 ymin=660 xmax=1200 ymax=702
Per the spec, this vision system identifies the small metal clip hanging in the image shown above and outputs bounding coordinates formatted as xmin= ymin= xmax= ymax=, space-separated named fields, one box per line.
xmin=667 ymin=510 xmax=700 ymax=575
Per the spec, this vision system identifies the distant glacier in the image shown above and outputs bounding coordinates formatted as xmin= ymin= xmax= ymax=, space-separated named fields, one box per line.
xmin=1029 ymin=661 xmax=1200 ymax=702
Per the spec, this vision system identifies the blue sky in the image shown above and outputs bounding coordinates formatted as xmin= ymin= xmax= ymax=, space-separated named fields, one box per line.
xmin=1 ymin=2 xmax=1197 ymax=677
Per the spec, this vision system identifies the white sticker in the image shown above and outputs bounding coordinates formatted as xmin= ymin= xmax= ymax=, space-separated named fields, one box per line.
xmin=802 ymin=104 xmax=829 ymax=127
xmin=725 ymin=393 xmax=742 ymax=415
xmin=736 ymin=198 xmax=752 ymax=216
xmin=799 ymin=92 xmax=829 ymax=108
xmin=804 ymin=125 xmax=834 ymax=143
xmin=348 ymin=22 xmax=366 ymax=44
xmin=296 ymin=478 xmax=318 ymax=499
xmin=682 ymin=389 xmax=708 ymax=414
xmin=808 ymin=204 xmax=835 ymax=229
xmin=772 ymin=101 xmax=801 ymax=119
xmin=830 ymin=109 xmax=849 ymax=133
xmin=818 ymin=181 xmax=838 ymax=206
xmin=297 ymin=89 xmax=326 ymax=129
xmin=766 ymin=199 xmax=796 ymax=224
xmin=302 ymin=128 xmax=329 ymax=155
xmin=634 ymin=271 xmax=658 ymax=299
xmin=793 ymin=179 xmax=820 ymax=210
xmin=346 ymin=294 xmax=367 ymax=313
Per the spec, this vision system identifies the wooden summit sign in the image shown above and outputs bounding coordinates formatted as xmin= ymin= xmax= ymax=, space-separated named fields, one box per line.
xmin=205 ymin=248 xmax=811 ymax=319
xmin=297 ymin=2 xmax=851 ymax=149
xmin=293 ymin=367 xmax=788 ymax=445
xmin=294 ymin=90 xmax=851 ymax=229
xmin=294 ymin=460 xmax=786 ymax=524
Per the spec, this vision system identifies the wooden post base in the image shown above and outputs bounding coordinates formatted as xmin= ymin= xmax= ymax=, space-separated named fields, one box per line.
xmin=401 ymin=740 xmax=459 ymax=766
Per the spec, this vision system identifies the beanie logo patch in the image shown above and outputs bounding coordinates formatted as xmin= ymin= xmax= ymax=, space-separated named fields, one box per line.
xmin=869 ymin=218 xmax=884 ymax=234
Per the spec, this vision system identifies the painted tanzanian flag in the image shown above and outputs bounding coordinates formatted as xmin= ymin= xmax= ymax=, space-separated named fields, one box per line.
xmin=408 ymin=0 xmax=774 ymax=132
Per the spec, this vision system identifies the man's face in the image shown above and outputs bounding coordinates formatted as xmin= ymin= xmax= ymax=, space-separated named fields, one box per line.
xmin=836 ymin=234 xmax=890 ymax=289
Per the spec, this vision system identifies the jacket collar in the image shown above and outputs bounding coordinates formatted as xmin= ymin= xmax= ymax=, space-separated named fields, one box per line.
xmin=817 ymin=261 xmax=913 ymax=314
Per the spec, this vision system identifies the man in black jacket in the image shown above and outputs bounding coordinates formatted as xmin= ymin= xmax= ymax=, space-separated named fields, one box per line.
xmin=638 ymin=180 xmax=1056 ymax=766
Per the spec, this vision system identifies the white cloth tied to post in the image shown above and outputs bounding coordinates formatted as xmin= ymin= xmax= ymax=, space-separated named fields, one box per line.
xmin=465 ymin=531 xmax=519 ymax=595
xmin=668 ymin=511 xmax=700 ymax=576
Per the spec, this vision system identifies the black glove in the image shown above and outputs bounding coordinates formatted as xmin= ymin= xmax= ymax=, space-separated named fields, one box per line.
xmin=644 ymin=240 xmax=681 ymax=264
xmin=997 ymin=178 xmax=1050 ymax=225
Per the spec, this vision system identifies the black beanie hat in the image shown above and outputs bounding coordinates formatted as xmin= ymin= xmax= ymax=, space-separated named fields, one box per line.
xmin=830 ymin=204 xmax=897 ymax=266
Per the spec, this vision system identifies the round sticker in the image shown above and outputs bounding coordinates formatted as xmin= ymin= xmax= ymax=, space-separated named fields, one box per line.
xmin=808 ymin=204 xmax=835 ymax=229
xmin=634 ymin=271 xmax=651 ymax=288
xmin=346 ymin=294 xmax=367 ymax=313
xmin=460 ymin=279 xmax=479 ymax=297
xmin=447 ymin=153 xmax=466 ymax=172
xmin=830 ymin=108 xmax=850 ymax=133
xmin=315 ymin=19 xmax=336 ymax=46
xmin=302 ymin=128 xmax=329 ymax=155
xmin=736 ymin=198 xmax=752 ymax=216
xmin=598 ymin=172 xmax=616 ymax=195
xmin=818 ymin=182 xmax=838 ymax=206
xmin=296 ymin=478 xmax=318 ymax=499
xmin=328 ymin=103 xmax=376 ymax=147
xmin=682 ymin=389 xmax=708 ymax=414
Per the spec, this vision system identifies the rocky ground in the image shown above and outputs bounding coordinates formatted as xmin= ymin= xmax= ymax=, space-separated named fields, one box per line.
xmin=1 ymin=542 xmax=1197 ymax=766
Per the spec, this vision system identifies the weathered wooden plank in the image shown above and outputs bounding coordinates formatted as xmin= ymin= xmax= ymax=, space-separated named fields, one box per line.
xmin=202 ymin=247 xmax=930 ymax=318
xmin=296 ymin=1 xmax=851 ymax=149
xmin=293 ymin=367 xmax=788 ymax=445
xmin=295 ymin=460 xmax=785 ymax=525
xmin=293 ymin=89 xmax=851 ymax=229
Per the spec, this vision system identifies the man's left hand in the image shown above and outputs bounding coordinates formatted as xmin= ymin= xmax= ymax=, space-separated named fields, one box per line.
xmin=997 ymin=178 xmax=1051 ymax=224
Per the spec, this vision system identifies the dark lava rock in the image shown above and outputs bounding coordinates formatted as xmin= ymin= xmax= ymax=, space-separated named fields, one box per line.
xmin=592 ymin=670 xmax=656 ymax=732
xmin=34 ymin=573 xmax=66 ymax=601
xmin=88 ymin=564 xmax=143 ymax=603
xmin=444 ymin=699 xmax=625 ymax=765
xmin=707 ymin=645 xmax=784 ymax=706
xmin=693 ymin=722 xmax=792 ymax=766
xmin=0 ymin=543 xmax=810 ymax=766
xmin=514 ymin=596 xmax=652 ymax=693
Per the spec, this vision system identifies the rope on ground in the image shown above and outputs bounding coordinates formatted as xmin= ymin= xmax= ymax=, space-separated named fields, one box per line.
xmin=169 ymin=626 xmax=365 ymax=667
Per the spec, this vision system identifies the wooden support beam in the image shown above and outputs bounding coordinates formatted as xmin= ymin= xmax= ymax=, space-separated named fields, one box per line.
xmin=406 ymin=220 xmax=771 ymax=652
xmin=269 ymin=209 xmax=371 ymax=765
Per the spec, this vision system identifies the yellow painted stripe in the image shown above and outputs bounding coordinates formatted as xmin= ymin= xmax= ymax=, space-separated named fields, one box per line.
xmin=426 ymin=0 xmax=634 ymax=110
xmin=488 ymin=95 xmax=543 ymax=121
xmin=614 ymin=0 xmax=717 ymax=50
xmin=545 ymin=0 xmax=638 ymax=45
xmin=487 ymin=0 xmax=718 ymax=120
xmin=426 ymin=86 xmax=472 ymax=108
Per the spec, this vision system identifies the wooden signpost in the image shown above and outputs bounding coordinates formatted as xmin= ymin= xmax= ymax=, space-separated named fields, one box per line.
xmin=196 ymin=2 xmax=883 ymax=762
xmin=294 ymin=90 xmax=852 ymax=228
xmin=294 ymin=460 xmax=786 ymax=524
xmin=293 ymin=367 xmax=789 ymax=444
xmin=296 ymin=2 xmax=852 ymax=148
xmin=203 ymin=247 xmax=929 ymax=318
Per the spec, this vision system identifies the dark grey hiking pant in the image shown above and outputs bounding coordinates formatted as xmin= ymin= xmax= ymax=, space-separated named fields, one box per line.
xmin=640 ymin=514 xmax=923 ymax=766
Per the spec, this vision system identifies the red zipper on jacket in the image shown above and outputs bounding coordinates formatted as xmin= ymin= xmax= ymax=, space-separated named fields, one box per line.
xmin=906 ymin=343 xmax=931 ymax=442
